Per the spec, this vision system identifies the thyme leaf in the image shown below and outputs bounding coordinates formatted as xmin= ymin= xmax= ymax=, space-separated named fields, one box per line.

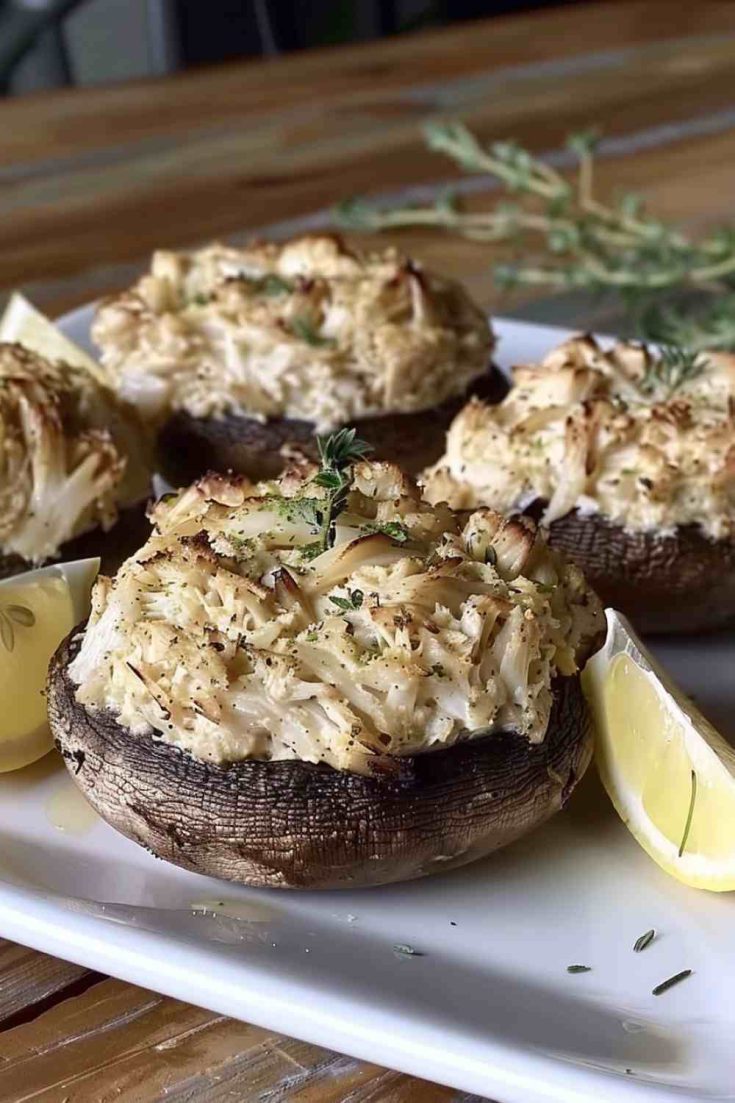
xmin=317 ymin=428 xmax=372 ymax=472
xmin=633 ymin=929 xmax=656 ymax=953
xmin=566 ymin=964 xmax=592 ymax=974
xmin=652 ymin=969 xmax=692 ymax=996
xmin=641 ymin=346 xmax=707 ymax=401
xmin=329 ymin=589 xmax=363 ymax=611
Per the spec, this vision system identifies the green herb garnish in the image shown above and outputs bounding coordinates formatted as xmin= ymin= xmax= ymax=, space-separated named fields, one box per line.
xmin=641 ymin=346 xmax=707 ymax=401
xmin=273 ymin=430 xmax=373 ymax=559
xmin=313 ymin=429 xmax=372 ymax=550
xmin=267 ymin=494 xmax=323 ymax=531
xmin=336 ymin=120 xmax=735 ymax=352
xmin=678 ymin=770 xmax=698 ymax=858
xmin=329 ymin=596 xmax=351 ymax=611
xmin=226 ymin=533 xmax=255 ymax=557
xmin=361 ymin=520 xmax=410 ymax=544
xmin=329 ymin=589 xmax=364 ymax=611
xmin=566 ymin=964 xmax=592 ymax=974
xmin=299 ymin=541 xmax=324 ymax=561
xmin=652 ymin=969 xmax=692 ymax=996
xmin=633 ymin=929 xmax=656 ymax=953
xmin=291 ymin=316 xmax=335 ymax=348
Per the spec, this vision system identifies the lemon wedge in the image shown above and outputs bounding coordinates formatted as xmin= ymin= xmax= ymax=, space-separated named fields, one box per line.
xmin=583 ymin=609 xmax=735 ymax=891
xmin=0 ymin=559 xmax=99 ymax=773
xmin=0 ymin=292 xmax=107 ymax=385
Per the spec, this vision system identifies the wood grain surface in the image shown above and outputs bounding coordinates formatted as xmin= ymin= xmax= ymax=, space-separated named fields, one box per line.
xmin=2 ymin=3 xmax=735 ymax=1098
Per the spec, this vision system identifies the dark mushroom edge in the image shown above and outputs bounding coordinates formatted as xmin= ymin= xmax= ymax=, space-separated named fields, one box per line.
xmin=49 ymin=629 xmax=592 ymax=890
xmin=544 ymin=508 xmax=735 ymax=635
xmin=157 ymin=363 xmax=509 ymax=485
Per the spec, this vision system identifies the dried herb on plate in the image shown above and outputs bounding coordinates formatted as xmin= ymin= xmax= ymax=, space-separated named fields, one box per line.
xmin=652 ymin=969 xmax=692 ymax=996
xmin=633 ymin=929 xmax=656 ymax=953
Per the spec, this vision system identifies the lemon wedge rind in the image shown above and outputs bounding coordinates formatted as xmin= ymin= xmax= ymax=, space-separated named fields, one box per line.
xmin=0 ymin=292 xmax=107 ymax=385
xmin=583 ymin=609 xmax=735 ymax=891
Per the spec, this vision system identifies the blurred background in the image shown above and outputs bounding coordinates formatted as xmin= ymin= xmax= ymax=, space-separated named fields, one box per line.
xmin=2 ymin=0 xmax=578 ymax=95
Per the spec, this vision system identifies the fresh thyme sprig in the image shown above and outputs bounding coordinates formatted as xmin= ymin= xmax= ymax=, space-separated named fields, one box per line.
xmin=641 ymin=347 xmax=708 ymax=401
xmin=336 ymin=121 xmax=735 ymax=350
xmin=313 ymin=428 xmax=373 ymax=550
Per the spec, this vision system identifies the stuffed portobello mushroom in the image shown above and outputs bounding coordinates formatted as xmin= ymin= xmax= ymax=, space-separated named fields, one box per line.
xmin=48 ymin=437 xmax=602 ymax=889
xmin=92 ymin=234 xmax=505 ymax=482
xmin=0 ymin=342 xmax=151 ymax=579
xmin=424 ymin=335 xmax=735 ymax=634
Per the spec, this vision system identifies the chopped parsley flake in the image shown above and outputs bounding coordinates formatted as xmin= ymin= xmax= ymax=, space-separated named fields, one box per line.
xmin=361 ymin=520 xmax=410 ymax=543
xmin=291 ymin=316 xmax=335 ymax=348
xmin=330 ymin=589 xmax=364 ymax=611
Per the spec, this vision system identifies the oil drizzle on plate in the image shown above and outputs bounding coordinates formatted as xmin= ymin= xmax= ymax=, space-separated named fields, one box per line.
xmin=46 ymin=779 xmax=98 ymax=834
xmin=189 ymin=898 xmax=277 ymax=923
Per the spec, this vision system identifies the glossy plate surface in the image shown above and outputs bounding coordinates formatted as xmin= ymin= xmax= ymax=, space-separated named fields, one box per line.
xmin=0 ymin=309 xmax=733 ymax=1103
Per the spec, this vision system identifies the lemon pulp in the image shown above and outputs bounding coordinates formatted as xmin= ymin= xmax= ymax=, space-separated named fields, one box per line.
xmin=584 ymin=611 xmax=735 ymax=891
xmin=0 ymin=559 xmax=98 ymax=773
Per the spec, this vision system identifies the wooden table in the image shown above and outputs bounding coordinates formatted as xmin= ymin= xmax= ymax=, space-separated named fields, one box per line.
xmin=2 ymin=3 xmax=735 ymax=1097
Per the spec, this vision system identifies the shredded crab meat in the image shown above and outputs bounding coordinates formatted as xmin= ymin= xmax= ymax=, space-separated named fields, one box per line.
xmin=92 ymin=235 xmax=494 ymax=430
xmin=0 ymin=343 xmax=148 ymax=562
xmin=424 ymin=335 xmax=735 ymax=540
xmin=70 ymin=460 xmax=602 ymax=776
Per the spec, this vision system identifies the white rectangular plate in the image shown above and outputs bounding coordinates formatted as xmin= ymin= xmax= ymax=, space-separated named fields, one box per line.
xmin=1 ymin=313 xmax=734 ymax=1103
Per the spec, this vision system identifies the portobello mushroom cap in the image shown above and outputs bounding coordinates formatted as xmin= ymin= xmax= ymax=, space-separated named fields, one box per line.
xmin=93 ymin=234 xmax=503 ymax=483
xmin=49 ymin=631 xmax=592 ymax=890
xmin=157 ymin=364 xmax=508 ymax=484
xmin=545 ymin=509 xmax=735 ymax=635
xmin=423 ymin=335 xmax=735 ymax=635
xmin=49 ymin=459 xmax=602 ymax=889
